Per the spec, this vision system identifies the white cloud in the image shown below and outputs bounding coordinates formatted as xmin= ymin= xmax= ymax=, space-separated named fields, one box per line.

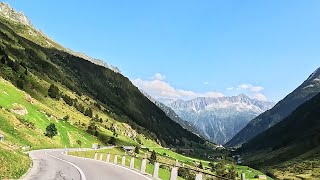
xmin=132 ymin=73 xmax=224 ymax=100
xmin=153 ymin=73 xmax=166 ymax=81
xmin=226 ymin=87 xmax=234 ymax=91
xmin=232 ymin=83 xmax=268 ymax=101
xmin=254 ymin=93 xmax=268 ymax=101
xmin=237 ymin=83 xmax=264 ymax=92
xmin=203 ymin=81 xmax=209 ymax=85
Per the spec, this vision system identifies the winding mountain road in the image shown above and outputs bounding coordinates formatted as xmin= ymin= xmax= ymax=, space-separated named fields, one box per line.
xmin=22 ymin=149 xmax=153 ymax=180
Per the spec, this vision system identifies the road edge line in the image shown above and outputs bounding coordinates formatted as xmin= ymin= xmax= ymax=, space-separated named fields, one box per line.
xmin=45 ymin=152 xmax=87 ymax=180
xmin=64 ymin=152 xmax=153 ymax=180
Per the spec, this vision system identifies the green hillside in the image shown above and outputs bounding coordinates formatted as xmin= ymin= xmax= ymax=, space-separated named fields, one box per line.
xmin=240 ymin=92 xmax=320 ymax=179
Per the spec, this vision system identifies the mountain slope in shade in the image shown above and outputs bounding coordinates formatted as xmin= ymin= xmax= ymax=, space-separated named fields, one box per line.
xmin=168 ymin=94 xmax=274 ymax=144
xmin=240 ymin=92 xmax=320 ymax=178
xmin=226 ymin=67 xmax=320 ymax=147
xmin=141 ymin=91 xmax=202 ymax=136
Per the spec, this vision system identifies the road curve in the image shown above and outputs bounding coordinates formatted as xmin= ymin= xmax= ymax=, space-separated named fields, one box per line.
xmin=22 ymin=149 xmax=153 ymax=180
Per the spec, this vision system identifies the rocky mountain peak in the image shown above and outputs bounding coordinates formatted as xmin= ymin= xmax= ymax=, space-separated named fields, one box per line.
xmin=0 ymin=3 xmax=121 ymax=74
xmin=0 ymin=2 xmax=32 ymax=26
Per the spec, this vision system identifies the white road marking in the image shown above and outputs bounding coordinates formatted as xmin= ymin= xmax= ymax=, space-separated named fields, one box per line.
xmin=63 ymin=152 xmax=153 ymax=180
xmin=45 ymin=152 xmax=87 ymax=180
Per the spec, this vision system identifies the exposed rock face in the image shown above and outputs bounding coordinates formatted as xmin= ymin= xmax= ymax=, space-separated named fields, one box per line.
xmin=141 ymin=90 xmax=201 ymax=136
xmin=0 ymin=3 xmax=32 ymax=26
xmin=168 ymin=94 xmax=274 ymax=145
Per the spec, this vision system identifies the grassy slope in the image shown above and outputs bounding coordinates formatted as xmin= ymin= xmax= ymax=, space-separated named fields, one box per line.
xmin=0 ymin=146 xmax=30 ymax=179
xmin=240 ymin=93 xmax=320 ymax=179
xmin=0 ymin=77 xmax=160 ymax=178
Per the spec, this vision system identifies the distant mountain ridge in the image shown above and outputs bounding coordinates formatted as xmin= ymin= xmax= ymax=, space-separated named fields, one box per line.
xmin=226 ymin=67 xmax=320 ymax=147
xmin=168 ymin=94 xmax=274 ymax=144
xmin=141 ymin=91 xmax=202 ymax=136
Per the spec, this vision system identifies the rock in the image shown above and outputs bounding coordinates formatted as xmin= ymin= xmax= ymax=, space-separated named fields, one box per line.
xmin=0 ymin=2 xmax=32 ymax=26
xmin=10 ymin=103 xmax=28 ymax=115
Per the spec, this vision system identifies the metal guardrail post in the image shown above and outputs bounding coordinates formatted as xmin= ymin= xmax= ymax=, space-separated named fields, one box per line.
xmin=141 ymin=158 xmax=147 ymax=174
xmin=94 ymin=152 xmax=97 ymax=160
xmin=99 ymin=153 xmax=103 ymax=161
xmin=122 ymin=156 xmax=126 ymax=166
xmin=106 ymin=153 xmax=110 ymax=163
xmin=130 ymin=157 xmax=135 ymax=169
xmin=114 ymin=155 xmax=118 ymax=164
xmin=241 ymin=173 xmax=246 ymax=180
xmin=195 ymin=173 xmax=203 ymax=180
xmin=153 ymin=162 xmax=159 ymax=179
xmin=170 ymin=167 xmax=178 ymax=180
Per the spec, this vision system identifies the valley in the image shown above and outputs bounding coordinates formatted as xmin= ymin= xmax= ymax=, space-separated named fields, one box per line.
xmin=0 ymin=1 xmax=319 ymax=180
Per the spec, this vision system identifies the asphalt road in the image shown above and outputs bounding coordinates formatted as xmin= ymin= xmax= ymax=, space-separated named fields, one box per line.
xmin=22 ymin=149 xmax=153 ymax=180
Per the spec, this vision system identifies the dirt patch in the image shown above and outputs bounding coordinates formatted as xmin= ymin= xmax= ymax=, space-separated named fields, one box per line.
xmin=10 ymin=103 xmax=28 ymax=116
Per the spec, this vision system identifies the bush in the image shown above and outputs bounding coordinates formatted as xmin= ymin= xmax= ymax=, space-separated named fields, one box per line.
xmin=76 ymin=140 xmax=82 ymax=147
xmin=178 ymin=168 xmax=195 ymax=180
xmin=135 ymin=146 xmax=140 ymax=154
xmin=48 ymin=84 xmax=60 ymax=99
xmin=84 ymin=108 xmax=93 ymax=118
xmin=62 ymin=95 xmax=74 ymax=106
xmin=198 ymin=161 xmax=204 ymax=169
xmin=45 ymin=123 xmax=58 ymax=138
xmin=150 ymin=150 xmax=157 ymax=164
xmin=108 ymin=136 xmax=117 ymax=145
xmin=63 ymin=115 xmax=70 ymax=121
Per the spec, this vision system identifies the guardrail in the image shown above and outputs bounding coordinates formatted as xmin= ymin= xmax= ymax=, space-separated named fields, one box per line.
xmin=65 ymin=149 xmax=246 ymax=180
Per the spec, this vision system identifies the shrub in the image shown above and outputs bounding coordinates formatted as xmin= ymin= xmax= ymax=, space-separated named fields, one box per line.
xmin=48 ymin=84 xmax=60 ymax=99
xmin=62 ymin=95 xmax=74 ymax=106
xmin=135 ymin=146 xmax=140 ymax=154
xmin=45 ymin=123 xmax=58 ymax=138
xmin=108 ymin=137 xmax=117 ymax=145
xmin=150 ymin=150 xmax=157 ymax=164
xmin=178 ymin=168 xmax=195 ymax=180
xmin=84 ymin=108 xmax=93 ymax=118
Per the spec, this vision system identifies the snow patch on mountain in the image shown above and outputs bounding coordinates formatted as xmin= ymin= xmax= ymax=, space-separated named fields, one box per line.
xmin=168 ymin=94 xmax=275 ymax=144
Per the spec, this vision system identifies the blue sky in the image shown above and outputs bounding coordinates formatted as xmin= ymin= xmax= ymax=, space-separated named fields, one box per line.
xmin=6 ymin=0 xmax=320 ymax=102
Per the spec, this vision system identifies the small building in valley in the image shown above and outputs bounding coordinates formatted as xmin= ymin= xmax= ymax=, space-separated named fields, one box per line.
xmin=0 ymin=134 xmax=4 ymax=141
xmin=122 ymin=146 xmax=134 ymax=153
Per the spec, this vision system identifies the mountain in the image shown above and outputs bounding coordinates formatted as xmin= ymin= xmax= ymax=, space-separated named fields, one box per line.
xmin=226 ymin=67 xmax=320 ymax=147
xmin=141 ymin=91 xmax=202 ymax=136
xmin=168 ymin=94 xmax=274 ymax=144
xmin=0 ymin=3 xmax=206 ymax=148
xmin=0 ymin=2 xmax=120 ymax=73
xmin=239 ymin=92 xmax=320 ymax=179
